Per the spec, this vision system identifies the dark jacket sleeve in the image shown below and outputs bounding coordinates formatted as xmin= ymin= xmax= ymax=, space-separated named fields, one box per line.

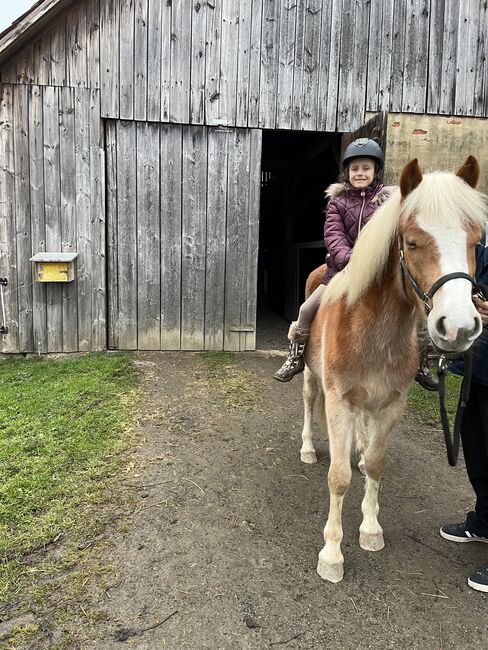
xmin=324 ymin=199 xmax=352 ymax=271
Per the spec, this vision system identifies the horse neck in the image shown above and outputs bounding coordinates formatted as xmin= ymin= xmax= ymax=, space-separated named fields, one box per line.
xmin=361 ymin=243 xmax=419 ymax=346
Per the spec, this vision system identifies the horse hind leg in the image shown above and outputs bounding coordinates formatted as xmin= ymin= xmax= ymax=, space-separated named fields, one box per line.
xmin=300 ymin=366 xmax=319 ymax=464
xmin=359 ymin=399 xmax=404 ymax=552
xmin=317 ymin=394 xmax=355 ymax=583
xmin=355 ymin=412 xmax=367 ymax=475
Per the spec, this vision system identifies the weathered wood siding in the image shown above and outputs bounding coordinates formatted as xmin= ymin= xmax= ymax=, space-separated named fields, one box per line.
xmin=2 ymin=0 xmax=488 ymax=130
xmin=0 ymin=84 xmax=105 ymax=354
xmin=106 ymin=122 xmax=262 ymax=351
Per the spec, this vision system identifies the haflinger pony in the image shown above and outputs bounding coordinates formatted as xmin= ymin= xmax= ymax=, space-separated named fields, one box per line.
xmin=301 ymin=156 xmax=487 ymax=583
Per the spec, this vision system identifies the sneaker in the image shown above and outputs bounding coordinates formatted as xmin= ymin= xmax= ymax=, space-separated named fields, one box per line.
xmin=414 ymin=367 xmax=439 ymax=391
xmin=440 ymin=522 xmax=488 ymax=543
xmin=273 ymin=342 xmax=305 ymax=382
xmin=468 ymin=566 xmax=488 ymax=593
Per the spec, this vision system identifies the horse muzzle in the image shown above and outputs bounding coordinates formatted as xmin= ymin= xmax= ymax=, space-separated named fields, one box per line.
xmin=428 ymin=308 xmax=482 ymax=352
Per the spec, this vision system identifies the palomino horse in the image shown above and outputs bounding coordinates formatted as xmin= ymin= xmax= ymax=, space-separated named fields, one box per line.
xmin=301 ymin=157 xmax=487 ymax=583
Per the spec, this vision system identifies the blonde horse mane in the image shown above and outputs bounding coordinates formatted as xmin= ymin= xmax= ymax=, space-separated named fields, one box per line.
xmin=322 ymin=172 xmax=488 ymax=307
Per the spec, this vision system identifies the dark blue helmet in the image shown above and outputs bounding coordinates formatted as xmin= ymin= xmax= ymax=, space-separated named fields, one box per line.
xmin=342 ymin=138 xmax=384 ymax=169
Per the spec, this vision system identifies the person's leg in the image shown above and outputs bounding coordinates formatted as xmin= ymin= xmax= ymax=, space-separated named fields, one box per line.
xmin=440 ymin=381 xmax=488 ymax=541
xmin=462 ymin=383 xmax=488 ymax=536
xmin=273 ymin=285 xmax=325 ymax=382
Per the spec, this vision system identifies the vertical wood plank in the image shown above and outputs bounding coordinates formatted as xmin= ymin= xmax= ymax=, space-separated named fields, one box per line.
xmin=29 ymin=85 xmax=47 ymax=354
xmin=147 ymin=0 xmax=162 ymax=121
xmin=160 ymin=123 xmax=182 ymax=349
xmin=324 ymin=0 xmax=342 ymax=131
xmin=170 ymin=0 xmax=191 ymax=123
xmin=105 ymin=120 xmax=118 ymax=349
xmin=160 ymin=0 xmax=171 ymax=121
xmin=401 ymin=0 xmax=429 ymax=113
xmin=134 ymin=0 xmax=148 ymax=120
xmin=291 ymin=0 xmax=306 ymax=130
xmin=439 ymin=0 xmax=459 ymax=114
xmin=365 ymin=0 xmax=383 ymax=112
xmin=476 ymin=1 xmax=488 ymax=116
xmin=426 ymin=0 xmax=445 ymax=113
xmin=43 ymin=86 xmax=63 ymax=352
xmin=34 ymin=32 xmax=52 ymax=85
xmin=301 ymin=0 xmax=322 ymax=131
xmin=100 ymin=0 xmax=120 ymax=117
xmin=455 ymin=0 xmax=480 ymax=116
xmin=0 ymin=61 xmax=17 ymax=84
xmin=236 ymin=0 xmax=253 ymax=127
xmin=89 ymin=89 xmax=106 ymax=351
xmin=136 ymin=122 xmax=160 ymax=349
xmin=389 ymin=0 xmax=407 ymax=111
xmin=13 ymin=84 xmax=33 ymax=352
xmin=376 ymin=0 xmax=394 ymax=112
xmin=259 ymin=0 xmax=279 ymax=128
xmin=247 ymin=0 xmax=263 ymax=128
xmin=205 ymin=127 xmax=228 ymax=350
xmin=220 ymin=0 xmax=239 ymax=125
xmin=74 ymin=87 xmax=92 ymax=351
xmin=181 ymin=125 xmax=206 ymax=350
xmin=0 ymin=85 xmax=18 ymax=352
xmin=205 ymin=0 xmax=223 ymax=125
xmin=66 ymin=3 xmax=88 ymax=88
xmin=337 ymin=0 xmax=370 ymax=131
xmin=119 ymin=0 xmax=135 ymax=119
xmin=116 ymin=120 xmax=138 ymax=349
xmin=16 ymin=44 xmax=35 ymax=84
xmin=87 ymin=0 xmax=101 ymax=89
xmin=50 ymin=17 xmax=67 ymax=86
xmin=190 ymin=0 xmax=207 ymax=125
xmin=244 ymin=128 xmax=262 ymax=351
xmin=276 ymin=0 xmax=297 ymax=130
xmin=225 ymin=128 xmax=250 ymax=351
xmin=59 ymin=86 xmax=78 ymax=352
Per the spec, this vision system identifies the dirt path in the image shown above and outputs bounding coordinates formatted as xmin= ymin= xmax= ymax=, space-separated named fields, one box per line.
xmin=45 ymin=353 xmax=488 ymax=648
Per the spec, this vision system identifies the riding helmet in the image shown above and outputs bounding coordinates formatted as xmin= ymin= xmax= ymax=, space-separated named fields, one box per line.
xmin=342 ymin=138 xmax=384 ymax=169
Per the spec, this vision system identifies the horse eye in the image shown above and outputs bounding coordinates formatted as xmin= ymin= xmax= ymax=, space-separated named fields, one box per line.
xmin=407 ymin=241 xmax=417 ymax=250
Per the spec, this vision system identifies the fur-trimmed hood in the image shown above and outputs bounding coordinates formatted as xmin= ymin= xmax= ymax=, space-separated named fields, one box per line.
xmin=325 ymin=182 xmax=398 ymax=203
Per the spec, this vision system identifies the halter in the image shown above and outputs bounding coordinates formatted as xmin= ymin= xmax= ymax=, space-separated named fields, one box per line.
xmin=398 ymin=246 xmax=483 ymax=315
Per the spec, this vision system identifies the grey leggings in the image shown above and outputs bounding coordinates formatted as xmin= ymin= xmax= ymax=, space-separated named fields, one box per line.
xmin=296 ymin=284 xmax=326 ymax=333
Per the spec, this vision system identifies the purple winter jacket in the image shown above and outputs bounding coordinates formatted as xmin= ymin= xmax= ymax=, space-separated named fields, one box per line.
xmin=321 ymin=182 xmax=384 ymax=285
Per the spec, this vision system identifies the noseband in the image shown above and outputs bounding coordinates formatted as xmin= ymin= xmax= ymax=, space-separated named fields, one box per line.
xmin=399 ymin=247 xmax=483 ymax=315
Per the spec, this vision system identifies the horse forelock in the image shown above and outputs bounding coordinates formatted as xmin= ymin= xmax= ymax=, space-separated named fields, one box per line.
xmin=321 ymin=172 xmax=488 ymax=309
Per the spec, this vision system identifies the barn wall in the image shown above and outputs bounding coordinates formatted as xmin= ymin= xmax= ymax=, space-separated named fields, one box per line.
xmin=380 ymin=112 xmax=488 ymax=194
xmin=0 ymin=84 xmax=105 ymax=353
xmin=1 ymin=0 xmax=487 ymax=132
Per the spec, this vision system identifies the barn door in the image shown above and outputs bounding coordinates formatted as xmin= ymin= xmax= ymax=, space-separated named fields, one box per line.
xmin=341 ymin=111 xmax=388 ymax=182
xmin=105 ymin=122 xmax=262 ymax=352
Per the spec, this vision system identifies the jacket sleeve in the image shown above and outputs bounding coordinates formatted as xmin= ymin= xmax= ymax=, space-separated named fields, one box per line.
xmin=324 ymin=199 xmax=352 ymax=271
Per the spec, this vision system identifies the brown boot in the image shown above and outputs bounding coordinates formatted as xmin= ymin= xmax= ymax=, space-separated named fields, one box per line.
xmin=273 ymin=341 xmax=306 ymax=382
xmin=273 ymin=322 xmax=309 ymax=383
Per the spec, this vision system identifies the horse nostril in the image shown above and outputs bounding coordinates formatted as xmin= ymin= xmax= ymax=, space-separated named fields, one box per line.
xmin=435 ymin=316 xmax=447 ymax=337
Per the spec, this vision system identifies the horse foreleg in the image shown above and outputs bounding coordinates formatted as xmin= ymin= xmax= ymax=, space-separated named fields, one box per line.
xmin=359 ymin=399 xmax=405 ymax=552
xmin=300 ymin=366 xmax=318 ymax=464
xmin=317 ymin=394 xmax=355 ymax=583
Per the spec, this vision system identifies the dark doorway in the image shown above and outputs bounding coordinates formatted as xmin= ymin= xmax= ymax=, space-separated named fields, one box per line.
xmin=256 ymin=130 xmax=341 ymax=349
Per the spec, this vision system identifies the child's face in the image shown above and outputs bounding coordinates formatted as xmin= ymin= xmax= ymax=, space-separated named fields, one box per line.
xmin=348 ymin=158 xmax=375 ymax=189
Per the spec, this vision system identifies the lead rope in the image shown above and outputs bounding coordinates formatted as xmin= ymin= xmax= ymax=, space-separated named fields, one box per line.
xmin=437 ymin=349 xmax=473 ymax=466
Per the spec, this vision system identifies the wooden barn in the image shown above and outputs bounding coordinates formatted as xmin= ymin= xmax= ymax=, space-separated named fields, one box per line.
xmin=1 ymin=0 xmax=488 ymax=354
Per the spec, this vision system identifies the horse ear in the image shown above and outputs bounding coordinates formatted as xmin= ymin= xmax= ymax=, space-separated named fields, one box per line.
xmin=456 ymin=155 xmax=479 ymax=188
xmin=400 ymin=159 xmax=423 ymax=197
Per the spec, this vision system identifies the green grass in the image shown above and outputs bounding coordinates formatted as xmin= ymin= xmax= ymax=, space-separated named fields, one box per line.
xmin=407 ymin=372 xmax=462 ymax=423
xmin=0 ymin=353 xmax=138 ymax=605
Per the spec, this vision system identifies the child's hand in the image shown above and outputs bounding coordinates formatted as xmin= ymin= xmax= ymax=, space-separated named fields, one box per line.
xmin=474 ymin=296 xmax=488 ymax=325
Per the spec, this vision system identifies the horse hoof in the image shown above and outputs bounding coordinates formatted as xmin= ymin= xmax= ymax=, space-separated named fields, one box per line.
xmin=316 ymin=557 xmax=344 ymax=583
xmin=300 ymin=450 xmax=317 ymax=464
xmin=359 ymin=531 xmax=384 ymax=551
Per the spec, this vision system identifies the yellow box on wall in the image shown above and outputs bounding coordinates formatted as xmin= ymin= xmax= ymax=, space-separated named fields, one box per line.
xmin=30 ymin=253 xmax=78 ymax=283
